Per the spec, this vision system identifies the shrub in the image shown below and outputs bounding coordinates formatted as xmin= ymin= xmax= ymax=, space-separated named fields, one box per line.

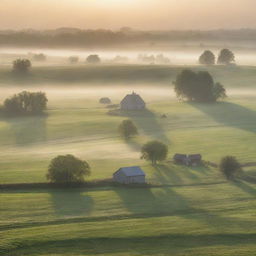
xmin=13 ymin=59 xmax=31 ymax=73
xmin=119 ymin=119 xmax=138 ymax=139
xmin=3 ymin=91 xmax=48 ymax=115
xmin=141 ymin=140 xmax=168 ymax=165
xmin=219 ymin=156 xmax=241 ymax=180
xmin=99 ymin=97 xmax=111 ymax=104
xmin=174 ymin=69 xmax=226 ymax=102
xmin=47 ymin=154 xmax=91 ymax=183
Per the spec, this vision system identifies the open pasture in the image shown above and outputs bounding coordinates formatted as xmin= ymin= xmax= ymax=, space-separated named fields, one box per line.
xmin=0 ymin=64 xmax=256 ymax=255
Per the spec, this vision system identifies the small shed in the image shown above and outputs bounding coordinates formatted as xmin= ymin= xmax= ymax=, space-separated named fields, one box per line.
xmin=113 ymin=166 xmax=146 ymax=184
xmin=173 ymin=154 xmax=188 ymax=165
xmin=188 ymin=154 xmax=202 ymax=166
xmin=120 ymin=92 xmax=146 ymax=110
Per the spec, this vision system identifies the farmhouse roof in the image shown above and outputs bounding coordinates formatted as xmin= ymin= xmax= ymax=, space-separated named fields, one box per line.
xmin=188 ymin=154 xmax=202 ymax=160
xmin=121 ymin=92 xmax=145 ymax=105
xmin=115 ymin=166 xmax=145 ymax=177
xmin=174 ymin=153 xmax=187 ymax=160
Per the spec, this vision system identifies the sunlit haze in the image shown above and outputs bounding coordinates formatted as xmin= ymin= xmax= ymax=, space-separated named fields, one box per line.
xmin=0 ymin=0 xmax=256 ymax=30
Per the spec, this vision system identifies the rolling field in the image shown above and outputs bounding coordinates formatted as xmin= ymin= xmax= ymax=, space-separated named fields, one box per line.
xmin=1 ymin=64 xmax=256 ymax=255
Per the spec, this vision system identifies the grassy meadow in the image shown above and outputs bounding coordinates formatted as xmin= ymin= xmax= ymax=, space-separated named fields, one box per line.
xmin=1 ymin=63 xmax=256 ymax=255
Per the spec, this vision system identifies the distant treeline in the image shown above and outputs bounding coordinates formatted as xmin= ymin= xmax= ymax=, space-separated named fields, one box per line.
xmin=1 ymin=28 xmax=256 ymax=48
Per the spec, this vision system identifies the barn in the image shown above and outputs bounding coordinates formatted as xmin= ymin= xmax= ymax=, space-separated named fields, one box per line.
xmin=173 ymin=154 xmax=188 ymax=165
xmin=188 ymin=154 xmax=202 ymax=166
xmin=120 ymin=92 xmax=146 ymax=110
xmin=113 ymin=166 xmax=146 ymax=184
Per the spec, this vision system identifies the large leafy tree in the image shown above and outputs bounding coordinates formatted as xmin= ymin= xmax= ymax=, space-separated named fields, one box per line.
xmin=174 ymin=69 xmax=226 ymax=102
xmin=47 ymin=155 xmax=91 ymax=183
xmin=217 ymin=49 xmax=235 ymax=65
xmin=199 ymin=50 xmax=215 ymax=65
xmin=4 ymin=91 xmax=48 ymax=115
xmin=219 ymin=156 xmax=241 ymax=180
xmin=13 ymin=59 xmax=31 ymax=73
xmin=118 ymin=119 xmax=138 ymax=139
xmin=141 ymin=140 xmax=168 ymax=165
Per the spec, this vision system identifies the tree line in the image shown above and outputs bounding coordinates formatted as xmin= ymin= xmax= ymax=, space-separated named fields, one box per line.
xmin=1 ymin=28 xmax=256 ymax=48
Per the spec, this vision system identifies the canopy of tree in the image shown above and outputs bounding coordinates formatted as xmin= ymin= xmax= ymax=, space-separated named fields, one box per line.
xmin=141 ymin=140 xmax=168 ymax=165
xmin=174 ymin=69 xmax=226 ymax=102
xmin=118 ymin=119 xmax=138 ymax=139
xmin=199 ymin=50 xmax=215 ymax=65
xmin=47 ymin=154 xmax=91 ymax=183
xmin=86 ymin=55 xmax=101 ymax=64
xmin=13 ymin=59 xmax=31 ymax=73
xmin=219 ymin=156 xmax=241 ymax=180
xmin=3 ymin=91 xmax=48 ymax=115
xmin=217 ymin=49 xmax=235 ymax=65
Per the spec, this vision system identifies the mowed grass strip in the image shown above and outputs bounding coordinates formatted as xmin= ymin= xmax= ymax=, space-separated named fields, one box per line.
xmin=1 ymin=182 xmax=256 ymax=255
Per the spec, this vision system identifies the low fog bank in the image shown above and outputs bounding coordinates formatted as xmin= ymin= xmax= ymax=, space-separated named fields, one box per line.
xmin=2 ymin=46 xmax=256 ymax=66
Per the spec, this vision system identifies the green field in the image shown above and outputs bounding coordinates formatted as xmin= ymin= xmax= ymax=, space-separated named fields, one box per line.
xmin=1 ymin=64 xmax=256 ymax=255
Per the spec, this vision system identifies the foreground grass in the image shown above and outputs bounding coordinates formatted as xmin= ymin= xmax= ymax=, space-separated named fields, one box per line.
xmin=1 ymin=181 xmax=256 ymax=255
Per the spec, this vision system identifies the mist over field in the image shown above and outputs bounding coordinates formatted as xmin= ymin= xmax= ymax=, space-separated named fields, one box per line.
xmin=2 ymin=0 xmax=256 ymax=255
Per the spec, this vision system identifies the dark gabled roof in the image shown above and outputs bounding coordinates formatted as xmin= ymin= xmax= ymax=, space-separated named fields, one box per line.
xmin=174 ymin=154 xmax=187 ymax=160
xmin=188 ymin=154 xmax=202 ymax=160
xmin=115 ymin=166 xmax=145 ymax=177
xmin=121 ymin=92 xmax=145 ymax=106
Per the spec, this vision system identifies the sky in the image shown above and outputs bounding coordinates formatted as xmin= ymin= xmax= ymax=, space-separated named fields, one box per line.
xmin=0 ymin=0 xmax=256 ymax=30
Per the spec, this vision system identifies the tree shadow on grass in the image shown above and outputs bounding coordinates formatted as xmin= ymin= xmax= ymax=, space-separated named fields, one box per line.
xmin=152 ymin=164 xmax=211 ymax=185
xmin=120 ymin=109 xmax=170 ymax=143
xmin=1 ymin=114 xmax=48 ymax=146
xmin=232 ymin=180 xmax=256 ymax=196
xmin=49 ymin=189 xmax=94 ymax=217
xmin=189 ymin=101 xmax=256 ymax=133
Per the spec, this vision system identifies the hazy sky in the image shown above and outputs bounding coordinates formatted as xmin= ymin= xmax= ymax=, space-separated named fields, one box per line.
xmin=0 ymin=0 xmax=255 ymax=30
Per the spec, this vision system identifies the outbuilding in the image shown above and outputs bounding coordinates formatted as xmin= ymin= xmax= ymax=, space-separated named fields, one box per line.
xmin=188 ymin=154 xmax=202 ymax=166
xmin=113 ymin=166 xmax=146 ymax=184
xmin=173 ymin=154 xmax=188 ymax=165
xmin=120 ymin=92 xmax=146 ymax=110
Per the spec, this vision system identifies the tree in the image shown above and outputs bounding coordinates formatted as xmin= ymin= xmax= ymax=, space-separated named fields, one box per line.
xmin=119 ymin=119 xmax=138 ymax=139
xmin=217 ymin=49 xmax=235 ymax=65
xmin=199 ymin=50 xmax=215 ymax=65
xmin=174 ymin=69 xmax=227 ymax=102
xmin=69 ymin=56 xmax=79 ymax=63
xmin=141 ymin=140 xmax=168 ymax=165
xmin=47 ymin=154 xmax=91 ymax=183
xmin=13 ymin=59 xmax=31 ymax=73
xmin=3 ymin=91 xmax=48 ymax=115
xmin=219 ymin=156 xmax=241 ymax=180
xmin=86 ymin=55 xmax=101 ymax=64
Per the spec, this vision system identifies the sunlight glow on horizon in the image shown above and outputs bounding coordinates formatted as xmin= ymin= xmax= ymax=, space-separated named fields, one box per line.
xmin=0 ymin=0 xmax=256 ymax=30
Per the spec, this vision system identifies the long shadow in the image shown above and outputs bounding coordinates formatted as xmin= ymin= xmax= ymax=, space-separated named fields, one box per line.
xmin=233 ymin=180 xmax=256 ymax=196
xmin=189 ymin=101 xmax=256 ymax=133
xmin=2 ymin=114 xmax=48 ymax=146
xmin=50 ymin=189 xmax=94 ymax=217
xmin=121 ymin=109 xmax=170 ymax=143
